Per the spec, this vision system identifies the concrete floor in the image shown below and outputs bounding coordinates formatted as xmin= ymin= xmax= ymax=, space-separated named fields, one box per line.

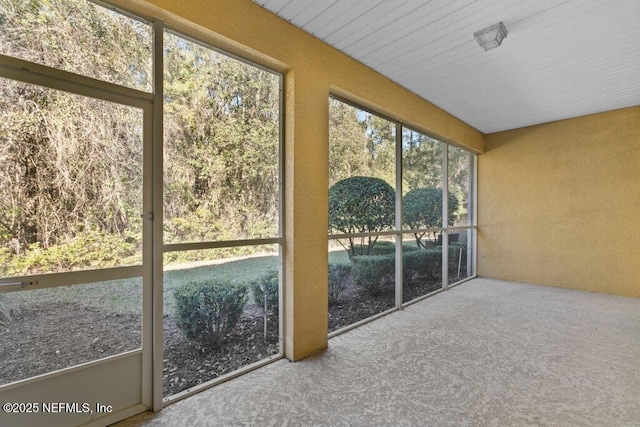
xmin=116 ymin=278 xmax=640 ymax=426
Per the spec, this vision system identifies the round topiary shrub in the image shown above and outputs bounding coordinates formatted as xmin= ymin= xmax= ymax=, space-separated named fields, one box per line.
xmin=403 ymin=187 xmax=459 ymax=248
xmin=329 ymin=176 xmax=395 ymax=234
xmin=329 ymin=176 xmax=395 ymax=257
xmin=173 ymin=280 xmax=248 ymax=346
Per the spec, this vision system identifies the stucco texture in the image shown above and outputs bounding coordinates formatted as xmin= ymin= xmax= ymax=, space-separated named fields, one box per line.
xmin=479 ymin=106 xmax=640 ymax=298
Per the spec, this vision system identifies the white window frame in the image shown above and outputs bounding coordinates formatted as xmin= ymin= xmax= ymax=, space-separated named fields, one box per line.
xmin=328 ymin=96 xmax=478 ymax=336
xmin=0 ymin=1 xmax=286 ymax=413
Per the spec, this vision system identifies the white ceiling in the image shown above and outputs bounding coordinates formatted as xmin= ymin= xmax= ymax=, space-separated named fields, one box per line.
xmin=253 ymin=0 xmax=640 ymax=133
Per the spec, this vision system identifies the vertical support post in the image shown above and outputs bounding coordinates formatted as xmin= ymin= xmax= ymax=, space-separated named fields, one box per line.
xmin=472 ymin=154 xmax=478 ymax=277
xmin=395 ymin=123 xmax=403 ymax=309
xmin=284 ymin=70 xmax=329 ymax=360
xmin=141 ymin=105 xmax=154 ymax=410
xmin=151 ymin=18 xmax=165 ymax=412
xmin=442 ymin=144 xmax=449 ymax=289
xmin=277 ymin=74 xmax=285 ymax=356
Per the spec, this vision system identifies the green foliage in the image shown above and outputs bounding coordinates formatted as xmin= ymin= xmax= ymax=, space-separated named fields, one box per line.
xmin=369 ymin=241 xmax=395 ymax=255
xmin=173 ymin=280 xmax=248 ymax=346
xmin=0 ymin=79 xmax=144 ymax=259
xmin=402 ymin=130 xmax=446 ymax=193
xmin=0 ymin=0 xmax=148 ymax=263
xmin=328 ymin=263 xmax=352 ymax=304
xmin=328 ymin=99 xmax=395 ymax=187
xmin=329 ymin=176 xmax=395 ymax=233
xmin=350 ymin=241 xmax=420 ymax=256
xmin=249 ymin=270 xmax=279 ymax=315
xmin=0 ymin=0 xmax=152 ymax=90
xmin=1 ymin=231 xmax=140 ymax=276
xmin=447 ymin=146 xmax=472 ymax=223
xmin=363 ymin=114 xmax=396 ymax=186
xmin=0 ymin=2 xmax=281 ymax=271
xmin=328 ymin=99 xmax=368 ymax=184
xmin=0 ymin=1 xmax=473 ymax=282
xmin=352 ymin=254 xmax=395 ymax=296
xmin=163 ymin=31 xmax=280 ymax=244
xmin=403 ymin=187 xmax=459 ymax=248
xmin=163 ymin=253 xmax=279 ymax=318
xmin=329 ymin=176 xmax=395 ymax=257
xmin=402 ymin=249 xmax=441 ymax=285
xmin=350 ymin=240 xmax=392 ymax=256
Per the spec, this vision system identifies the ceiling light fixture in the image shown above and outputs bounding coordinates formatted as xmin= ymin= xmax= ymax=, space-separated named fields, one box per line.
xmin=474 ymin=22 xmax=507 ymax=51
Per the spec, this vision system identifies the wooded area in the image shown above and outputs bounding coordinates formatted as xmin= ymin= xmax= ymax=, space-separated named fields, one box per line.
xmin=0 ymin=0 xmax=152 ymax=275
xmin=0 ymin=0 xmax=471 ymax=277
xmin=0 ymin=0 xmax=281 ymax=275
xmin=328 ymin=98 xmax=471 ymax=231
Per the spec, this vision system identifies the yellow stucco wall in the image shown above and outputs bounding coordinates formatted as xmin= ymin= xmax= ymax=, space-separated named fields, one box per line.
xmin=479 ymin=106 xmax=640 ymax=298
xmin=114 ymin=0 xmax=484 ymax=360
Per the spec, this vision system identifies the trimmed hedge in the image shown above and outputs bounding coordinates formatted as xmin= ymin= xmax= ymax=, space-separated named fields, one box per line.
xmin=351 ymin=241 xmax=419 ymax=256
xmin=174 ymin=280 xmax=248 ymax=346
xmin=328 ymin=262 xmax=352 ymax=304
xmin=345 ymin=244 xmax=467 ymax=295
xmin=351 ymin=240 xmax=394 ymax=256
xmin=402 ymin=249 xmax=441 ymax=285
xmin=352 ymin=254 xmax=395 ymax=296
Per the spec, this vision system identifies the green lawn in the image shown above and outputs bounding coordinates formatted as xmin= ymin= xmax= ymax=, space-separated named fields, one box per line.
xmin=328 ymin=248 xmax=350 ymax=264
xmin=8 ymin=254 xmax=280 ymax=317
xmin=6 ymin=244 xmax=395 ymax=317
xmin=163 ymin=255 xmax=279 ymax=314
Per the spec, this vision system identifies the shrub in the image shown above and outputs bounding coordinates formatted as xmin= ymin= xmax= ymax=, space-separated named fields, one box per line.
xmin=351 ymin=241 xmax=419 ymax=256
xmin=249 ymin=270 xmax=279 ymax=315
xmin=403 ymin=187 xmax=459 ymax=248
xmin=173 ymin=280 xmax=248 ymax=346
xmin=4 ymin=231 xmax=140 ymax=276
xmin=350 ymin=240 xmax=390 ymax=256
xmin=328 ymin=263 xmax=352 ymax=304
xmin=352 ymin=254 xmax=395 ymax=296
xmin=329 ymin=176 xmax=395 ymax=257
xmin=403 ymin=249 xmax=441 ymax=286
xmin=403 ymin=244 xmax=419 ymax=253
